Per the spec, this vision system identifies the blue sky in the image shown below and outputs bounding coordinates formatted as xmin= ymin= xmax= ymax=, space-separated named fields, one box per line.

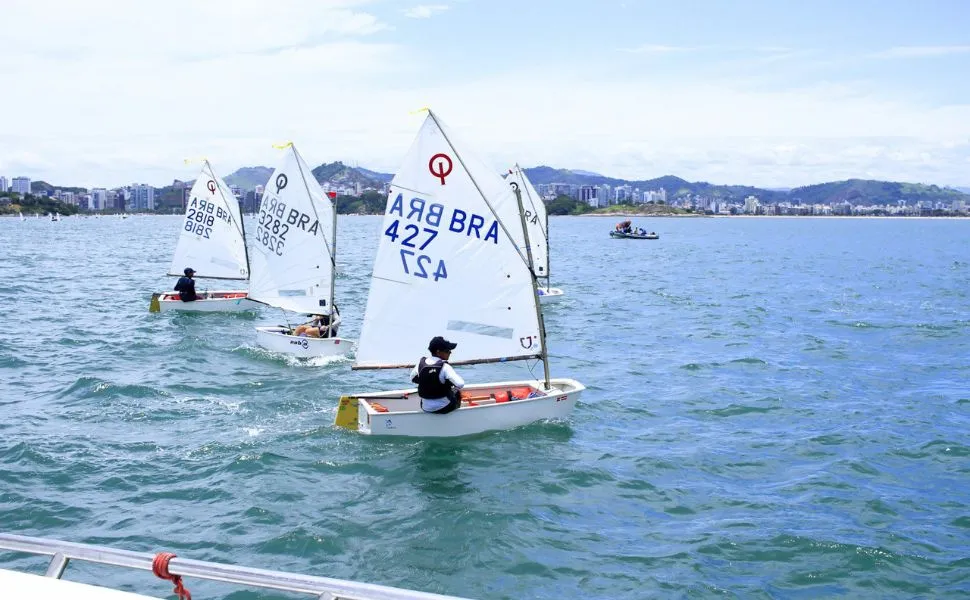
xmin=2 ymin=0 xmax=968 ymax=188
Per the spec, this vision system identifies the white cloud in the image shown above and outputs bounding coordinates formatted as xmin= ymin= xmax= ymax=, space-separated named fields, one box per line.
xmin=403 ymin=4 xmax=449 ymax=19
xmin=870 ymin=45 xmax=970 ymax=59
xmin=2 ymin=2 xmax=969 ymax=189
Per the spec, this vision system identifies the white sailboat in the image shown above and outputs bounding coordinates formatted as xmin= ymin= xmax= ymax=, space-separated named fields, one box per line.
xmin=251 ymin=144 xmax=352 ymax=357
xmin=19 ymin=211 xmax=24 ymax=221
xmin=334 ymin=111 xmax=584 ymax=437
xmin=51 ymin=212 xmax=60 ymax=222
xmin=506 ymin=164 xmax=564 ymax=303
xmin=149 ymin=161 xmax=256 ymax=312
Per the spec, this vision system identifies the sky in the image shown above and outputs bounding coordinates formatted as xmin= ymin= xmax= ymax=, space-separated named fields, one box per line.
xmin=2 ymin=0 xmax=969 ymax=189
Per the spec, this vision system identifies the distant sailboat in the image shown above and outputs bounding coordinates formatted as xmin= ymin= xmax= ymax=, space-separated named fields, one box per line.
xmin=250 ymin=143 xmax=352 ymax=357
xmin=506 ymin=165 xmax=564 ymax=303
xmin=18 ymin=212 xmax=24 ymax=222
xmin=335 ymin=110 xmax=584 ymax=437
xmin=148 ymin=161 xmax=256 ymax=313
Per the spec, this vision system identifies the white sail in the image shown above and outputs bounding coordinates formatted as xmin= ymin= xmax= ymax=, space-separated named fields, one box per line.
xmin=506 ymin=165 xmax=549 ymax=279
xmin=247 ymin=144 xmax=335 ymax=315
xmin=354 ymin=112 xmax=542 ymax=369
xmin=167 ymin=162 xmax=248 ymax=280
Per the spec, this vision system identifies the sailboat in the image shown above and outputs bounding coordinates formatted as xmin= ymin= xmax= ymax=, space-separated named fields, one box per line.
xmin=506 ymin=164 xmax=564 ymax=303
xmin=334 ymin=110 xmax=585 ymax=437
xmin=18 ymin=212 xmax=24 ymax=221
xmin=251 ymin=144 xmax=352 ymax=357
xmin=148 ymin=161 xmax=256 ymax=312
xmin=50 ymin=212 xmax=60 ymax=222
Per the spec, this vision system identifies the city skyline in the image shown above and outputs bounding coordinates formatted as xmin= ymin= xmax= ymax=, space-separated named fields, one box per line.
xmin=2 ymin=1 xmax=969 ymax=188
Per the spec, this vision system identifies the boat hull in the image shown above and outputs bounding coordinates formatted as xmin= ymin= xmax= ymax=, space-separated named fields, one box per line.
xmin=538 ymin=287 xmax=564 ymax=303
xmin=337 ymin=378 xmax=585 ymax=437
xmin=152 ymin=290 xmax=258 ymax=312
xmin=255 ymin=326 xmax=352 ymax=358
xmin=609 ymin=231 xmax=659 ymax=239
xmin=0 ymin=568 xmax=161 ymax=600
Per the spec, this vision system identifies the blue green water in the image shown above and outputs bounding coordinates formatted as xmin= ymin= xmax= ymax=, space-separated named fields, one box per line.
xmin=1 ymin=215 xmax=969 ymax=599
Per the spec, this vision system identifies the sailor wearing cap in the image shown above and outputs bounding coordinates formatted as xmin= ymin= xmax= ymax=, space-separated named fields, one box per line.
xmin=174 ymin=267 xmax=198 ymax=302
xmin=410 ymin=336 xmax=465 ymax=414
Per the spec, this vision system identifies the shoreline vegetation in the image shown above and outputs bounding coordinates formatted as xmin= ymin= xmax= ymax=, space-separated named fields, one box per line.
xmin=3 ymin=192 xmax=968 ymax=219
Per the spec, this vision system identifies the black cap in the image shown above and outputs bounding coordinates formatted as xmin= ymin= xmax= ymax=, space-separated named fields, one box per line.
xmin=428 ymin=336 xmax=458 ymax=353
xmin=184 ymin=267 xmax=195 ymax=275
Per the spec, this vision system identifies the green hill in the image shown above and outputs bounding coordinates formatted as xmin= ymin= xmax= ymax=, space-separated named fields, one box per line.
xmin=522 ymin=167 xmax=967 ymax=206
xmin=224 ymin=167 xmax=273 ymax=190
xmin=789 ymin=179 xmax=969 ymax=205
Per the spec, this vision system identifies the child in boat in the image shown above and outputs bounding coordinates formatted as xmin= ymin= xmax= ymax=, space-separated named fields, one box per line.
xmin=293 ymin=307 xmax=340 ymax=338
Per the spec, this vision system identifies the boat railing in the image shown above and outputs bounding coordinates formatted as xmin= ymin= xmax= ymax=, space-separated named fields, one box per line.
xmin=0 ymin=533 xmax=472 ymax=600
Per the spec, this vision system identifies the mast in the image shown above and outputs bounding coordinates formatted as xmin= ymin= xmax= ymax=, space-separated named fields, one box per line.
xmin=327 ymin=191 xmax=337 ymax=335
xmin=543 ymin=190 xmax=550 ymax=291
xmin=239 ymin=195 xmax=251 ymax=280
xmin=513 ymin=185 xmax=551 ymax=390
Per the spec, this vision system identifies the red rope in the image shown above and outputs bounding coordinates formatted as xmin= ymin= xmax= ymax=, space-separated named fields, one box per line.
xmin=152 ymin=552 xmax=192 ymax=600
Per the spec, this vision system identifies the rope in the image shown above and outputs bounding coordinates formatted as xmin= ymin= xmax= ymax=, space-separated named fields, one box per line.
xmin=152 ymin=552 xmax=192 ymax=600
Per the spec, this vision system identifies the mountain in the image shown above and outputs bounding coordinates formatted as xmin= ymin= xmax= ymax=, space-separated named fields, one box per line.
xmin=521 ymin=168 xmax=969 ymax=206
xmin=223 ymin=162 xmax=387 ymax=191
xmin=224 ymin=167 xmax=273 ymax=190
xmin=31 ymin=181 xmax=87 ymax=194
xmin=570 ymin=169 xmax=605 ymax=177
xmin=789 ymin=179 xmax=970 ymax=206
xmin=355 ymin=167 xmax=394 ymax=183
xmin=311 ymin=161 xmax=386 ymax=189
xmin=956 ymin=187 xmax=970 ymax=194
xmin=522 ymin=168 xmax=789 ymax=203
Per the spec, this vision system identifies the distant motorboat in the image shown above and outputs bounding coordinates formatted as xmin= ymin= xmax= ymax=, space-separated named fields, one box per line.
xmin=611 ymin=220 xmax=658 ymax=239
xmin=610 ymin=230 xmax=659 ymax=239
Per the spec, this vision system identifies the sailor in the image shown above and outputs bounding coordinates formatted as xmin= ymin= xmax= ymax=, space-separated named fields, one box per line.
xmin=410 ymin=336 xmax=465 ymax=414
xmin=293 ymin=307 xmax=340 ymax=338
xmin=174 ymin=267 xmax=198 ymax=302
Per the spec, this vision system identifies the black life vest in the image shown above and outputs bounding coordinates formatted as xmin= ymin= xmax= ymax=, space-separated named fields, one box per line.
xmin=414 ymin=357 xmax=452 ymax=398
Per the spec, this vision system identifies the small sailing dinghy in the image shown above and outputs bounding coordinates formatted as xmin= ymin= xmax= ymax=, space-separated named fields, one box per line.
xmin=507 ymin=164 xmax=564 ymax=303
xmin=251 ymin=143 xmax=352 ymax=358
xmin=335 ymin=110 xmax=584 ymax=437
xmin=149 ymin=161 xmax=256 ymax=313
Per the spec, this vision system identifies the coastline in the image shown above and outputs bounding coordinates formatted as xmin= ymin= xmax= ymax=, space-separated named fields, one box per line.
xmin=577 ymin=213 xmax=969 ymax=219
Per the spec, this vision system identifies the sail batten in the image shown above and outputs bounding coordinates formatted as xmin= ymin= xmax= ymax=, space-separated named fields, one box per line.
xmin=168 ymin=162 xmax=249 ymax=280
xmin=247 ymin=146 xmax=336 ymax=315
xmin=353 ymin=112 xmax=543 ymax=368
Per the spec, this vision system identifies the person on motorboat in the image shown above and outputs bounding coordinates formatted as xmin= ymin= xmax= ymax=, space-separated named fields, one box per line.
xmin=411 ymin=336 xmax=465 ymax=414
xmin=293 ymin=307 xmax=340 ymax=338
xmin=174 ymin=267 xmax=198 ymax=302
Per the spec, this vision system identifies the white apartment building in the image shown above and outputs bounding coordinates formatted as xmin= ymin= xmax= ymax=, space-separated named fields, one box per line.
xmin=12 ymin=176 xmax=31 ymax=195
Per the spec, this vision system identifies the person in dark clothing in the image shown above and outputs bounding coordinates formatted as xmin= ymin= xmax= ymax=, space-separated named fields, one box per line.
xmin=410 ymin=336 xmax=465 ymax=414
xmin=174 ymin=267 xmax=199 ymax=302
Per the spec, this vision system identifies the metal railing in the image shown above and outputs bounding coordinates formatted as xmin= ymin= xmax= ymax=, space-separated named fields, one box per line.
xmin=0 ymin=533 xmax=473 ymax=600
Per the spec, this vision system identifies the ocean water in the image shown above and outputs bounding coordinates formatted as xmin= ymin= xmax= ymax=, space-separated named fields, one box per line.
xmin=1 ymin=214 xmax=968 ymax=599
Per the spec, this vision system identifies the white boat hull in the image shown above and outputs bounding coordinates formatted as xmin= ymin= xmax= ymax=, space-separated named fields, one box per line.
xmin=0 ymin=568 xmax=161 ymax=599
xmin=336 ymin=378 xmax=585 ymax=437
xmin=255 ymin=326 xmax=353 ymax=357
xmin=151 ymin=290 xmax=258 ymax=313
xmin=538 ymin=287 xmax=564 ymax=303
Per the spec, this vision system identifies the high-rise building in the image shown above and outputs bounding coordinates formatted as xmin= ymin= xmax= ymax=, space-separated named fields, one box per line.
xmin=0 ymin=176 xmax=8 ymax=192
xmin=131 ymin=184 xmax=155 ymax=211
xmin=12 ymin=176 xmax=31 ymax=195
xmin=90 ymin=188 xmax=108 ymax=211
xmin=579 ymin=185 xmax=599 ymax=207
